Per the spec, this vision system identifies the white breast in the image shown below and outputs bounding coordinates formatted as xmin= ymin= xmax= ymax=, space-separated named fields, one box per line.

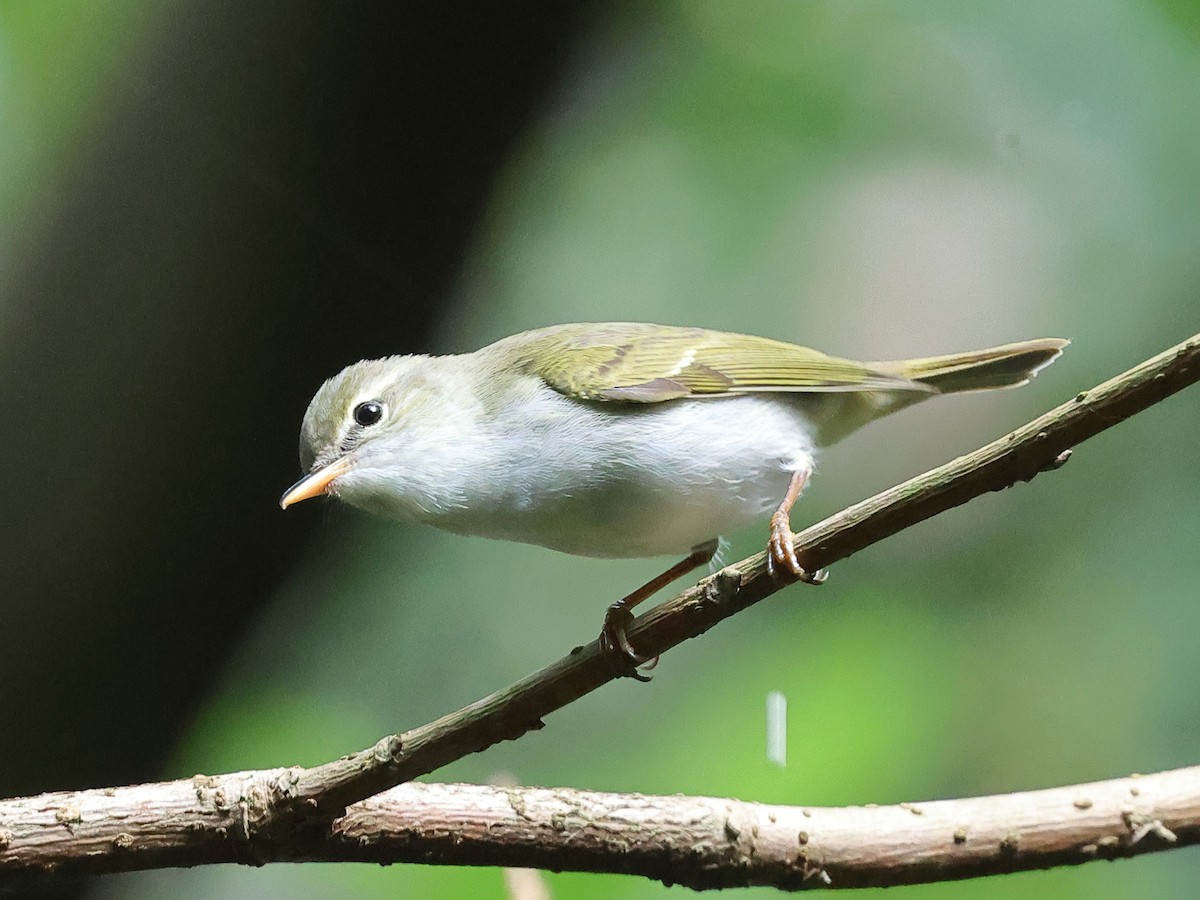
xmin=432 ymin=385 xmax=818 ymax=558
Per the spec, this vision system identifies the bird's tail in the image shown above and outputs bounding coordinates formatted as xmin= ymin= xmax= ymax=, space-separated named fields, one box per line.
xmin=874 ymin=338 xmax=1069 ymax=394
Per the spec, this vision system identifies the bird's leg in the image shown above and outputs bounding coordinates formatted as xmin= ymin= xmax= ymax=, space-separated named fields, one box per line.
xmin=601 ymin=538 xmax=719 ymax=681
xmin=767 ymin=467 xmax=828 ymax=584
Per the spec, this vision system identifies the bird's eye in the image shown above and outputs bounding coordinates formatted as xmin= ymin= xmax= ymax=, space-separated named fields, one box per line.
xmin=353 ymin=400 xmax=384 ymax=427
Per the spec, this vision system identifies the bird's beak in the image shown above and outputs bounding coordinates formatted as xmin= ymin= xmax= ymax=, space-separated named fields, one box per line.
xmin=279 ymin=457 xmax=352 ymax=509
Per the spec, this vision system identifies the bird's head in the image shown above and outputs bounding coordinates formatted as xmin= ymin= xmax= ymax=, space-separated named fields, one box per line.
xmin=280 ymin=355 xmax=453 ymax=516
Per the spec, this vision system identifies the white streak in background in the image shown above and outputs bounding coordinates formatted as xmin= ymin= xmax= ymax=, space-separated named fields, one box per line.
xmin=503 ymin=867 xmax=551 ymax=900
xmin=766 ymin=690 xmax=787 ymax=768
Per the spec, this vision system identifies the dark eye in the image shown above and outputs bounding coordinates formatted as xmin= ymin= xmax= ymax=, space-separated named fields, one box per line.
xmin=353 ymin=400 xmax=384 ymax=427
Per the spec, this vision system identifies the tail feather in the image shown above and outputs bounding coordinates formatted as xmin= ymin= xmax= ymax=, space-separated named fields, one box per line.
xmin=875 ymin=338 xmax=1069 ymax=394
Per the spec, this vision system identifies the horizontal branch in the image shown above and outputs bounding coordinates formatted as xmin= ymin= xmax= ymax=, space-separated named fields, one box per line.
xmin=1 ymin=331 xmax=1197 ymax=889
xmin=0 ymin=766 xmax=1197 ymax=889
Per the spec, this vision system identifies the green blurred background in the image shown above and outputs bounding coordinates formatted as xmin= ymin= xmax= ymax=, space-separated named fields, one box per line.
xmin=1 ymin=1 xmax=1197 ymax=897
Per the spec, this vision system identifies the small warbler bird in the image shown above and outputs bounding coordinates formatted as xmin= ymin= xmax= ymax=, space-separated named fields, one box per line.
xmin=281 ymin=322 xmax=1066 ymax=676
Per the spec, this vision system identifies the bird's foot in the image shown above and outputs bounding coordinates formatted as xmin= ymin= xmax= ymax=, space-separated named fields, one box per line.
xmin=767 ymin=511 xmax=828 ymax=584
xmin=599 ymin=602 xmax=657 ymax=682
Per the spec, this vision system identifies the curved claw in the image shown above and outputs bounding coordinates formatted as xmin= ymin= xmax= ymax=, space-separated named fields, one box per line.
xmin=602 ymin=602 xmax=640 ymax=660
xmin=600 ymin=603 xmax=655 ymax=682
xmin=767 ymin=513 xmax=827 ymax=585
xmin=800 ymin=567 xmax=829 ymax=585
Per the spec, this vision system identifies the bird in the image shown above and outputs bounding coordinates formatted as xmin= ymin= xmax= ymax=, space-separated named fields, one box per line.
xmin=281 ymin=322 xmax=1066 ymax=677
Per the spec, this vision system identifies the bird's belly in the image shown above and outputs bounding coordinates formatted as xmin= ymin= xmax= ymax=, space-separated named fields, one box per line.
xmin=439 ymin=394 xmax=817 ymax=558
xmin=517 ymin=471 xmax=790 ymax=558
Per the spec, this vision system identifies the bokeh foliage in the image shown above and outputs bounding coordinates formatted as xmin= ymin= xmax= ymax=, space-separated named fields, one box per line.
xmin=2 ymin=1 xmax=1198 ymax=898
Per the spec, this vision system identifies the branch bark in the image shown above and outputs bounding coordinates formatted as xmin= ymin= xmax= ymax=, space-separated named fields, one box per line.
xmin=1 ymin=767 xmax=1197 ymax=889
xmin=279 ymin=330 xmax=1200 ymax=829
xmin=1 ymin=331 xmax=1197 ymax=889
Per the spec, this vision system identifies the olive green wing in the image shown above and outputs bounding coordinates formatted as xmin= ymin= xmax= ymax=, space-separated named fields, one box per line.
xmin=517 ymin=323 xmax=931 ymax=403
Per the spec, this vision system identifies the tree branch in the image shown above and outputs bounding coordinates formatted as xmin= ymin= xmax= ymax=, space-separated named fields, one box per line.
xmin=1 ymin=767 xmax=1197 ymax=888
xmin=1 ymin=331 xmax=1197 ymax=889
xmin=281 ymin=331 xmax=1200 ymax=829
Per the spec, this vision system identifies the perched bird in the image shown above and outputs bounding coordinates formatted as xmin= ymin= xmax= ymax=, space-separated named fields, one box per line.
xmin=281 ymin=322 xmax=1066 ymax=676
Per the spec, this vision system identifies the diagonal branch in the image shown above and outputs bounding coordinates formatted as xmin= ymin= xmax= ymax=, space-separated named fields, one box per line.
xmin=0 ymin=331 xmax=1196 ymax=889
xmin=279 ymin=331 xmax=1200 ymax=829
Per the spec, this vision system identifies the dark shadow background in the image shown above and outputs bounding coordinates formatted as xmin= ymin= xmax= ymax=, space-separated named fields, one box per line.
xmin=0 ymin=0 xmax=594 ymax=872
xmin=5 ymin=3 xmax=1200 ymax=898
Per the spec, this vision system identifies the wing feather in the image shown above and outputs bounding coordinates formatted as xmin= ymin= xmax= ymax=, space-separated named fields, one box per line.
xmin=504 ymin=323 xmax=931 ymax=403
